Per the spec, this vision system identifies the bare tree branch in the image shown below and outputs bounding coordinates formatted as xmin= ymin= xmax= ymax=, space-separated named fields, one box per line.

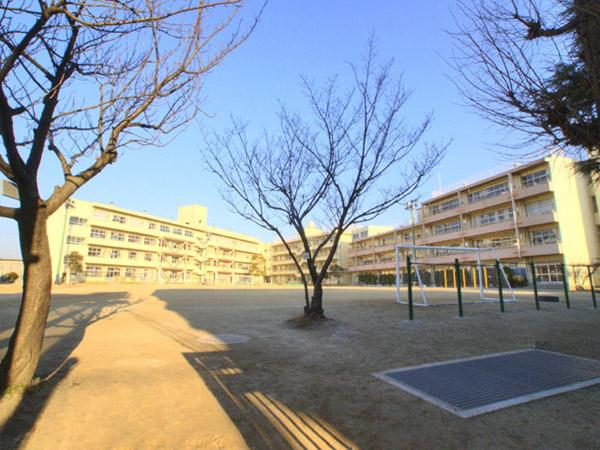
xmin=450 ymin=0 xmax=600 ymax=171
xmin=205 ymin=39 xmax=445 ymax=316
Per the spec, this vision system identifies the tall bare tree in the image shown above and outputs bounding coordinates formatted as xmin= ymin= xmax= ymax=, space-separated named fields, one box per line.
xmin=452 ymin=0 xmax=600 ymax=172
xmin=0 ymin=0 xmax=259 ymax=395
xmin=205 ymin=41 xmax=445 ymax=318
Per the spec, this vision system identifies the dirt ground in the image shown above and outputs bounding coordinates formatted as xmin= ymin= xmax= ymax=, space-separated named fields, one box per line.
xmin=0 ymin=283 xmax=599 ymax=449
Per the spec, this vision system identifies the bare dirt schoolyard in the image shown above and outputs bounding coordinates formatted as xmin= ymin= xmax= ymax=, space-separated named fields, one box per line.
xmin=0 ymin=284 xmax=599 ymax=449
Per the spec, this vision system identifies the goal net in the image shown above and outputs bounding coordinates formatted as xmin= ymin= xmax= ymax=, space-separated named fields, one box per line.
xmin=394 ymin=244 xmax=516 ymax=306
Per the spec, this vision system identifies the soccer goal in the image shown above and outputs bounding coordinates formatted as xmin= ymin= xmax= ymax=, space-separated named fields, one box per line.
xmin=394 ymin=244 xmax=516 ymax=306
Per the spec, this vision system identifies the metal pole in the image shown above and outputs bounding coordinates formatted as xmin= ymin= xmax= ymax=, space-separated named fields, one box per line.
xmin=395 ymin=246 xmax=401 ymax=304
xmin=530 ymin=262 xmax=540 ymax=310
xmin=407 ymin=255 xmax=414 ymax=321
xmin=496 ymin=259 xmax=505 ymax=313
xmin=561 ymin=263 xmax=570 ymax=309
xmin=588 ymin=265 xmax=597 ymax=309
xmin=455 ymin=259 xmax=463 ymax=318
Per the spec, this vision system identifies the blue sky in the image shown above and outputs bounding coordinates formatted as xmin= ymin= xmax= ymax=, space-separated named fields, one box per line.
xmin=0 ymin=1 xmax=528 ymax=258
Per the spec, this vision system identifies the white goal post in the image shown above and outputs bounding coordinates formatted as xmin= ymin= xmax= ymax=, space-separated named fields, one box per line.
xmin=394 ymin=244 xmax=516 ymax=306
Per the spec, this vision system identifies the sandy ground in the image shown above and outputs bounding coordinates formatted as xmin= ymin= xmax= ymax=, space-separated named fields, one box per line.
xmin=0 ymin=283 xmax=599 ymax=449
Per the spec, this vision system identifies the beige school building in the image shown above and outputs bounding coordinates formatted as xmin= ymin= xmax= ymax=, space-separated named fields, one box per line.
xmin=349 ymin=156 xmax=600 ymax=288
xmin=5 ymin=155 xmax=598 ymax=288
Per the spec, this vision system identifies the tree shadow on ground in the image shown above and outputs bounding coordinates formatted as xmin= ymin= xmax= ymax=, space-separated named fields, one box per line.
xmin=151 ymin=288 xmax=358 ymax=449
xmin=0 ymin=291 xmax=132 ymax=449
xmin=184 ymin=351 xmax=358 ymax=450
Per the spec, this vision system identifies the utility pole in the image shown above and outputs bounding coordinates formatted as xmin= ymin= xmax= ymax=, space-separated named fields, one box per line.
xmin=405 ymin=199 xmax=419 ymax=245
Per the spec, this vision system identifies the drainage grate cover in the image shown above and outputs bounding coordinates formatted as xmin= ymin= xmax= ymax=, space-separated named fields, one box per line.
xmin=374 ymin=349 xmax=600 ymax=418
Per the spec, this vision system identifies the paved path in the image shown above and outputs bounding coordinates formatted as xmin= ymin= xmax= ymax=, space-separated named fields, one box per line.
xmin=0 ymin=285 xmax=248 ymax=450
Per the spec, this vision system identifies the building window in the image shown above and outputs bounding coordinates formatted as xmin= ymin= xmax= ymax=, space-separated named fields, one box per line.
xmin=173 ymin=228 xmax=183 ymax=235
xmin=144 ymin=237 xmax=155 ymax=246
xmin=86 ymin=265 xmax=102 ymax=277
xmin=522 ymin=169 xmax=549 ymax=188
xmin=90 ymin=228 xmax=106 ymax=239
xmin=125 ymin=268 xmax=136 ymax=278
xmin=110 ymin=231 xmax=125 ymax=241
xmin=490 ymin=236 xmax=517 ymax=248
xmin=112 ymin=214 xmax=126 ymax=224
xmin=478 ymin=211 xmax=497 ymax=226
xmin=496 ymin=207 xmax=514 ymax=223
xmin=145 ymin=253 xmax=153 ymax=262
xmin=88 ymin=247 xmax=102 ymax=257
xmin=431 ymin=198 xmax=460 ymax=215
xmin=535 ymin=263 xmax=563 ymax=283
xmin=467 ymin=182 xmax=509 ymax=203
xmin=128 ymin=251 xmax=137 ymax=260
xmin=530 ymin=229 xmax=558 ymax=246
xmin=110 ymin=249 xmax=121 ymax=259
xmin=160 ymin=224 xmax=170 ymax=233
xmin=184 ymin=230 xmax=193 ymax=237
xmin=128 ymin=234 xmax=140 ymax=243
xmin=525 ymin=199 xmax=554 ymax=216
xmin=69 ymin=216 xmax=87 ymax=226
xmin=433 ymin=220 xmax=461 ymax=235
xmin=106 ymin=267 xmax=121 ymax=278
xmin=66 ymin=235 xmax=85 ymax=245
xmin=148 ymin=222 xmax=156 ymax=230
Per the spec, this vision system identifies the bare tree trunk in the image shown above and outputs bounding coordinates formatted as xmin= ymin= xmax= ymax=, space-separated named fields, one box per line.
xmin=309 ymin=280 xmax=324 ymax=317
xmin=0 ymin=199 xmax=52 ymax=394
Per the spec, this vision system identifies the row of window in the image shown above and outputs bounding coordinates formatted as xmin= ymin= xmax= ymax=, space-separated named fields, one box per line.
xmin=92 ymin=210 xmax=194 ymax=237
xmin=430 ymin=198 xmax=460 ymax=215
xmin=428 ymin=169 xmax=549 ymax=214
xmin=525 ymin=198 xmax=554 ymax=217
xmin=530 ymin=228 xmax=557 ymax=246
xmin=473 ymin=207 xmax=514 ymax=227
xmin=90 ymin=228 xmax=158 ymax=246
xmin=467 ymin=182 xmax=510 ymax=204
xmin=88 ymin=246 xmax=155 ymax=261
xmin=433 ymin=220 xmax=461 ymax=236
xmin=69 ymin=216 xmax=87 ymax=226
xmin=472 ymin=236 xmax=517 ymax=249
xmin=522 ymin=169 xmax=549 ymax=188
xmin=85 ymin=265 xmax=156 ymax=279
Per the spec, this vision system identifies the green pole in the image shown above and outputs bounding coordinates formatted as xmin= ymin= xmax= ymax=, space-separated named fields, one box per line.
xmin=530 ymin=263 xmax=540 ymax=310
xmin=407 ymin=255 xmax=414 ymax=321
xmin=496 ymin=259 xmax=505 ymax=313
xmin=561 ymin=263 xmax=570 ymax=309
xmin=587 ymin=265 xmax=597 ymax=309
xmin=455 ymin=259 xmax=463 ymax=317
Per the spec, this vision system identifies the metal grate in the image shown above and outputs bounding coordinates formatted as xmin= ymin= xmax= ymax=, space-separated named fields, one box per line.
xmin=374 ymin=349 xmax=600 ymax=418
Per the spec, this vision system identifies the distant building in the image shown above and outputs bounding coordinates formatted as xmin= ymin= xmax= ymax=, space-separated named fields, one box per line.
xmin=47 ymin=199 xmax=267 ymax=284
xmin=348 ymin=156 xmax=600 ymax=287
xmin=270 ymin=222 xmax=352 ymax=285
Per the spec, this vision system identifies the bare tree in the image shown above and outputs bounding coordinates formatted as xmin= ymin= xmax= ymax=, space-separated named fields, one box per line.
xmin=205 ymin=41 xmax=445 ymax=318
xmin=0 ymin=0 xmax=259 ymax=395
xmin=451 ymin=0 xmax=600 ymax=172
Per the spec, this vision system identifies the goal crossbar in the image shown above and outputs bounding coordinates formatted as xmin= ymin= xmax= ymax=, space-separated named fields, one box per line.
xmin=394 ymin=244 xmax=516 ymax=306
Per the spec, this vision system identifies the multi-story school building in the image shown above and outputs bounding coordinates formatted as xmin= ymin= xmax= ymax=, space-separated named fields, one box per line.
xmin=269 ymin=222 xmax=353 ymax=285
xmin=7 ymin=155 xmax=600 ymax=288
xmin=47 ymin=200 xmax=268 ymax=284
xmin=349 ymin=156 xmax=600 ymax=287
